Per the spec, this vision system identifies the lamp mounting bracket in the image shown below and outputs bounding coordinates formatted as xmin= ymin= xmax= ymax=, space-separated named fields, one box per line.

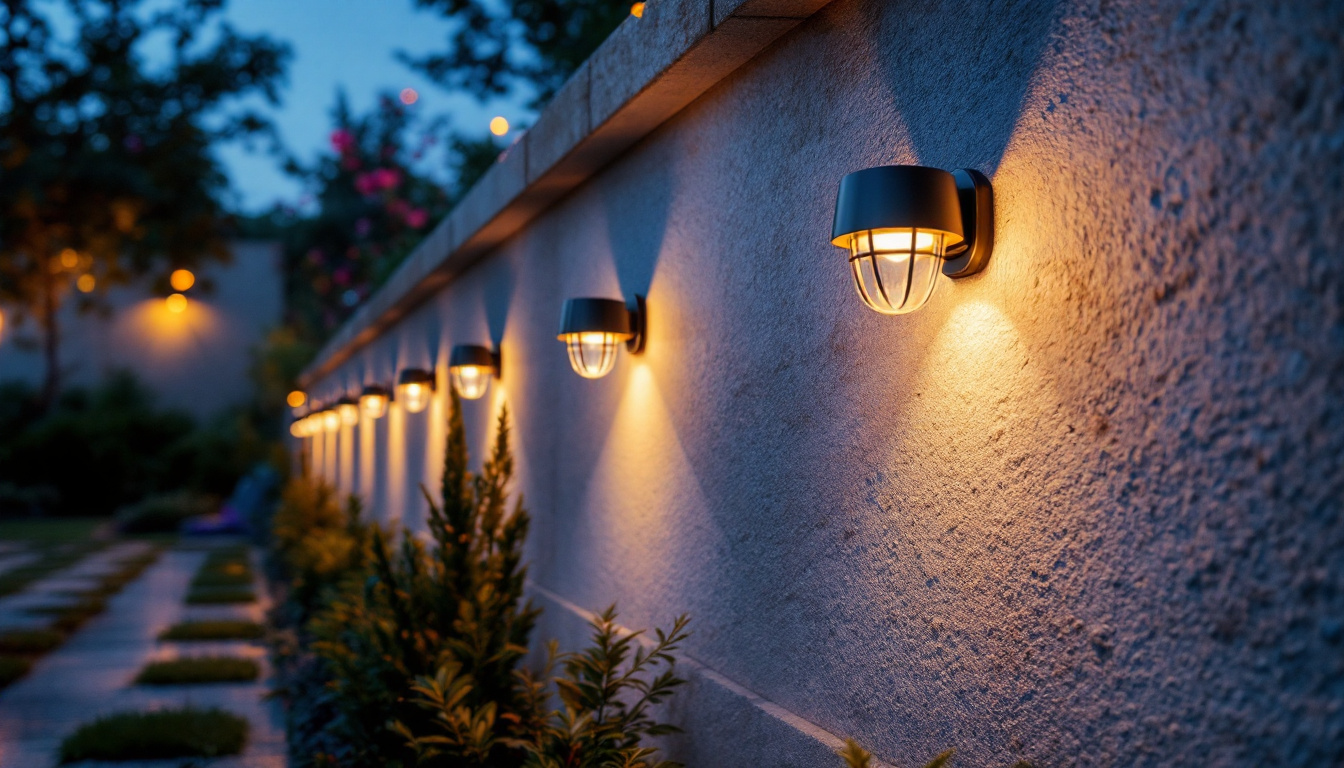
xmin=941 ymin=168 xmax=994 ymax=279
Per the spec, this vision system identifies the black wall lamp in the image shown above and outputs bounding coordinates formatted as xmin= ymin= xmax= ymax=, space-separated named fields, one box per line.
xmin=360 ymin=384 xmax=391 ymax=419
xmin=397 ymin=368 xmax=436 ymax=413
xmin=558 ymin=296 xmax=646 ymax=379
xmin=448 ymin=345 xmax=500 ymax=400
xmin=832 ymin=165 xmax=993 ymax=314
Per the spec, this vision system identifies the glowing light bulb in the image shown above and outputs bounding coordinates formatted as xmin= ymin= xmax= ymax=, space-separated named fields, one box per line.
xmin=397 ymin=369 xmax=436 ymax=413
xmin=448 ymin=345 xmax=498 ymax=400
xmin=337 ymin=398 xmax=360 ymax=427
xmin=287 ymin=391 xmax=307 ymax=408
xmin=564 ymin=332 xmax=622 ymax=379
xmin=59 ymin=249 xmax=79 ymax=269
xmin=170 ymin=269 xmax=195 ymax=292
xmin=76 ymin=274 xmax=96 ymax=293
xmin=165 ymin=293 xmax=188 ymax=314
xmin=490 ymin=116 xmax=509 ymax=136
xmin=322 ymin=410 xmax=340 ymax=432
xmin=360 ymin=387 xmax=390 ymax=419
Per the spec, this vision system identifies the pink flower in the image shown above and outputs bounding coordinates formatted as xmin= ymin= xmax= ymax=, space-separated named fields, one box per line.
xmin=330 ymin=129 xmax=356 ymax=155
xmin=373 ymin=168 xmax=401 ymax=190
xmin=354 ymin=173 xmax=378 ymax=196
xmin=405 ymin=208 xmax=428 ymax=228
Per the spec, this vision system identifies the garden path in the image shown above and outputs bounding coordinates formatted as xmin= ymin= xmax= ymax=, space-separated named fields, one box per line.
xmin=0 ymin=542 xmax=145 ymax=631
xmin=0 ymin=544 xmax=285 ymax=768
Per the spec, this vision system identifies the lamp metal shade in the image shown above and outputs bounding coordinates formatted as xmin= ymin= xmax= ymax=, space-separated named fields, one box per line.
xmin=831 ymin=165 xmax=965 ymax=248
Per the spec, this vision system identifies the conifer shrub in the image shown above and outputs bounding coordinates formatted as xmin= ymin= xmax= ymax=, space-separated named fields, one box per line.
xmin=837 ymin=742 xmax=1033 ymax=768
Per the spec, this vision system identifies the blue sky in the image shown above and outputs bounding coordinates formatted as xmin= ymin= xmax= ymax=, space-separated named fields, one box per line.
xmin=213 ymin=0 xmax=531 ymax=213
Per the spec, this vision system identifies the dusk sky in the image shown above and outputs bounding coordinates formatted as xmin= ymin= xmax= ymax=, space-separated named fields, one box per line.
xmin=213 ymin=0 xmax=531 ymax=213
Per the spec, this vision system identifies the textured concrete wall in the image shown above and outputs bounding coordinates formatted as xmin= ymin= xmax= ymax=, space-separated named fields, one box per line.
xmin=304 ymin=1 xmax=1344 ymax=765
xmin=0 ymin=241 xmax=284 ymax=420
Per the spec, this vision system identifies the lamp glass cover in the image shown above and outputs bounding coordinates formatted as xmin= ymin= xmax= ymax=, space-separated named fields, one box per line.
xmin=323 ymin=410 xmax=340 ymax=432
xmin=361 ymin=392 xmax=389 ymax=419
xmin=847 ymin=228 xmax=945 ymax=315
xmin=565 ymin=332 xmax=622 ymax=378
xmin=337 ymin=402 xmax=360 ymax=427
xmin=399 ymin=381 xmax=432 ymax=413
xmin=451 ymin=365 xmax=490 ymax=400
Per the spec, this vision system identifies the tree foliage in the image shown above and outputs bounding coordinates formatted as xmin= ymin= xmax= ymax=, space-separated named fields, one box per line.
xmin=0 ymin=0 xmax=288 ymax=402
xmin=403 ymin=0 xmax=633 ymax=108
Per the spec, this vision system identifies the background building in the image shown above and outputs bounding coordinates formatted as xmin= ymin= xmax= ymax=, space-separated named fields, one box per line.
xmin=0 ymin=242 xmax=283 ymax=421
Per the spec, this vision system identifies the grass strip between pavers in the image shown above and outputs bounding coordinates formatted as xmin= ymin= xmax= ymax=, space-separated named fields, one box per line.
xmin=135 ymin=656 xmax=260 ymax=685
xmin=0 ymin=655 xmax=32 ymax=687
xmin=159 ymin=619 xmax=266 ymax=641
xmin=0 ymin=628 xmax=65 ymax=654
xmin=184 ymin=585 xmax=256 ymax=604
xmin=59 ymin=707 xmax=248 ymax=762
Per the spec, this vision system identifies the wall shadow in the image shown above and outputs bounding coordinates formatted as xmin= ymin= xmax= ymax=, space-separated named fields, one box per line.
xmin=866 ymin=0 xmax=1064 ymax=174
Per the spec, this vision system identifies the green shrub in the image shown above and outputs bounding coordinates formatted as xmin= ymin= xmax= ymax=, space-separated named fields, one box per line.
xmin=399 ymin=606 xmax=689 ymax=768
xmin=59 ymin=707 xmax=249 ymax=762
xmin=185 ymin=586 xmax=256 ymax=605
xmin=116 ymin=491 xmax=218 ymax=534
xmin=160 ymin=620 xmax=266 ymax=641
xmin=0 ymin=628 xmax=65 ymax=654
xmin=135 ymin=656 xmax=260 ymax=685
xmin=270 ymin=474 xmax=370 ymax=622
xmin=0 ymin=654 xmax=32 ymax=688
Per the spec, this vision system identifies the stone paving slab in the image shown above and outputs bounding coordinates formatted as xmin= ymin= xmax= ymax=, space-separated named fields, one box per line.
xmin=0 ymin=543 xmax=149 ymax=632
xmin=0 ymin=551 xmax=41 ymax=577
xmin=0 ymin=545 xmax=284 ymax=768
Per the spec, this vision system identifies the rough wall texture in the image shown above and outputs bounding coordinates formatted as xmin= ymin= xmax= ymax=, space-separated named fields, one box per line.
xmin=306 ymin=1 xmax=1344 ymax=765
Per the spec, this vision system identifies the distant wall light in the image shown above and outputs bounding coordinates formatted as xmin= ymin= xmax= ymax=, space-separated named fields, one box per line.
xmin=170 ymin=269 xmax=195 ymax=292
xmin=448 ymin=345 xmax=499 ymax=400
xmin=76 ymin=274 xmax=96 ymax=293
xmin=360 ymin=385 xmax=391 ymax=419
xmin=165 ymin=293 xmax=188 ymax=314
xmin=336 ymin=396 xmax=360 ymax=427
xmin=398 ymin=368 xmax=436 ymax=413
xmin=831 ymin=165 xmax=993 ymax=315
xmin=59 ymin=249 xmax=80 ymax=270
xmin=289 ymin=419 xmax=305 ymax=438
xmin=631 ymin=2 xmax=645 ymax=17
xmin=558 ymin=296 xmax=645 ymax=379
xmin=287 ymin=390 xmax=307 ymax=408
xmin=322 ymin=409 xmax=340 ymax=433
xmin=490 ymin=116 xmax=510 ymax=136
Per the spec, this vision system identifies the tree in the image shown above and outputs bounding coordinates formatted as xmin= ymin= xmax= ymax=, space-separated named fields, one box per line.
xmin=403 ymin=0 xmax=633 ymax=109
xmin=247 ymin=92 xmax=452 ymax=341
xmin=0 ymin=0 xmax=288 ymax=407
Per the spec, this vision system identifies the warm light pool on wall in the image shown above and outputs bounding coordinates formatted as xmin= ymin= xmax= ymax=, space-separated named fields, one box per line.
xmin=398 ymin=368 xmax=436 ymax=413
xmin=360 ymin=385 xmax=391 ymax=419
xmin=832 ymin=165 xmax=993 ymax=314
xmin=448 ymin=345 xmax=499 ymax=400
xmin=558 ymin=296 xmax=646 ymax=379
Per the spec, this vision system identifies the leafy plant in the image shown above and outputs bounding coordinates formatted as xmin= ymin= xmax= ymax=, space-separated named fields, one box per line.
xmin=837 ymin=742 xmax=1032 ymax=768
xmin=511 ymin=606 xmax=689 ymax=768
xmin=270 ymin=474 xmax=370 ymax=622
